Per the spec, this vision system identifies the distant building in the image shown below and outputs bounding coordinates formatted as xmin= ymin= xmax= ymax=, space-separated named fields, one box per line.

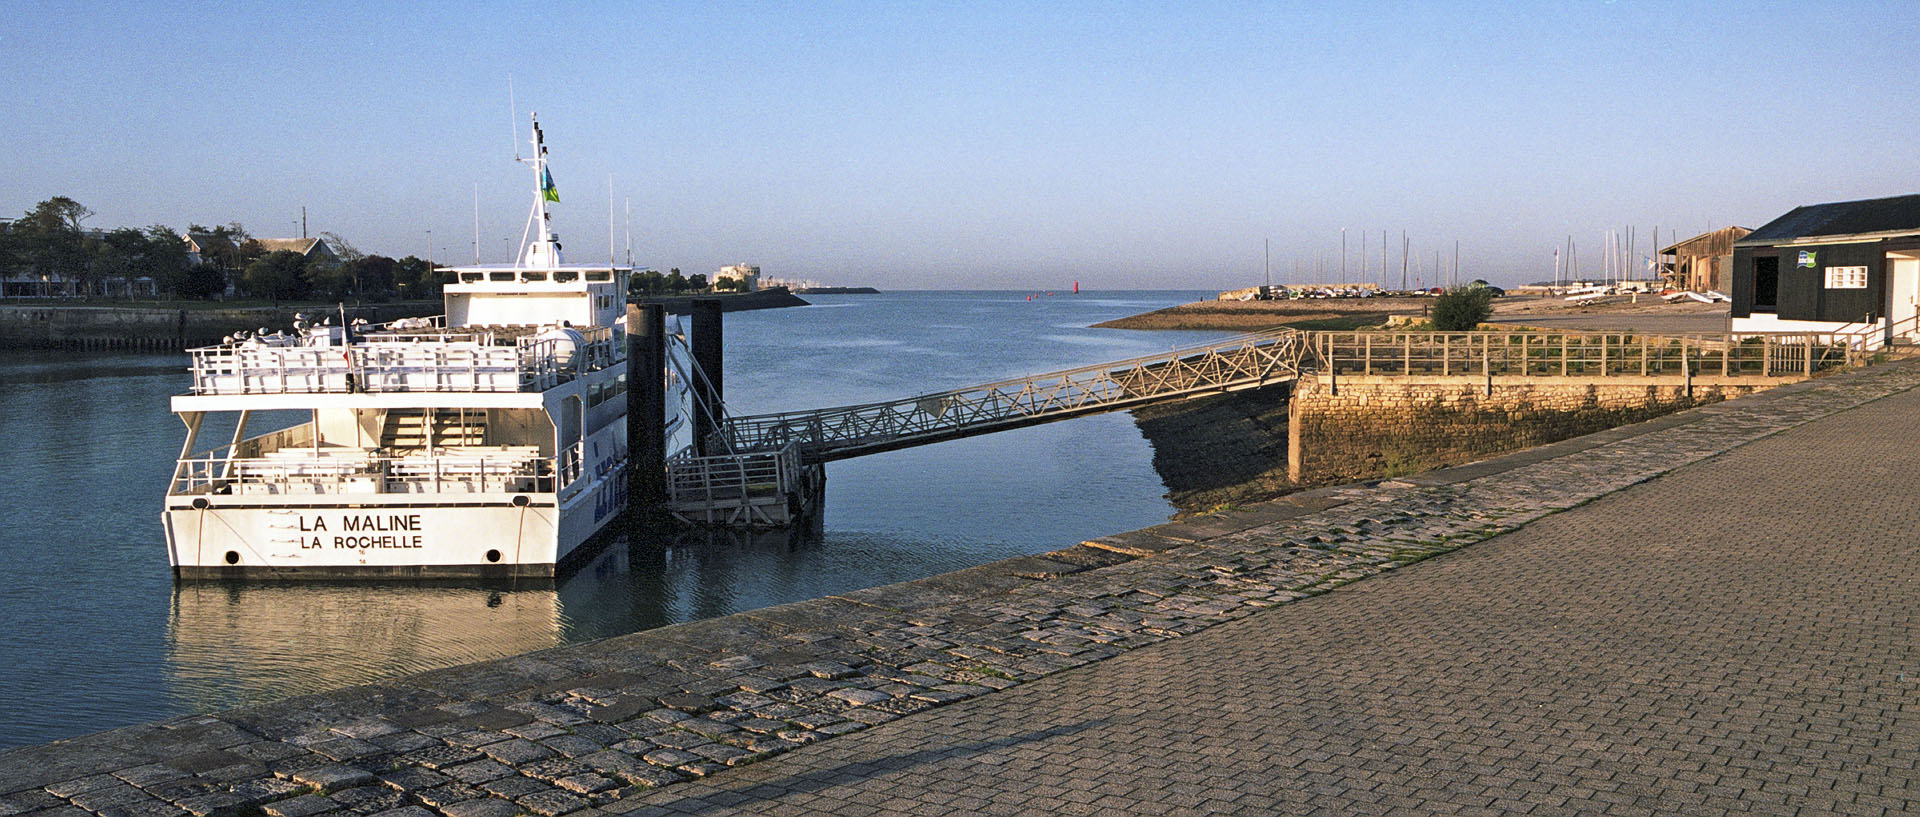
xmin=250 ymin=237 xmax=339 ymax=267
xmin=1658 ymin=226 xmax=1750 ymax=293
xmin=714 ymin=263 xmax=760 ymax=292
xmin=1729 ymin=194 xmax=1920 ymax=344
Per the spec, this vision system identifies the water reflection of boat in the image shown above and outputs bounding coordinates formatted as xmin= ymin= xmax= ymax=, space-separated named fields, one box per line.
xmin=165 ymin=582 xmax=562 ymax=712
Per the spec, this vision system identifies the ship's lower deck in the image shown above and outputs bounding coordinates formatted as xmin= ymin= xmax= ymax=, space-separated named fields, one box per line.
xmin=163 ymin=458 xmax=629 ymax=578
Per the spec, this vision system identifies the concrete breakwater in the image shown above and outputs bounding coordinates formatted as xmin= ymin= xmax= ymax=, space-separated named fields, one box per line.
xmin=0 ymin=303 xmax=440 ymax=352
xmin=2 ymin=360 xmax=1910 ymax=816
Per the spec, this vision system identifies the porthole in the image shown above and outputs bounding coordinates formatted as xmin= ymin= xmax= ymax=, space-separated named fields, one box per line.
xmin=224 ymin=551 xmax=240 ymax=565
xmin=486 ymin=549 xmax=502 ymax=563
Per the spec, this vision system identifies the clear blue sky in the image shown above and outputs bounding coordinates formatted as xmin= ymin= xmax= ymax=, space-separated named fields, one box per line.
xmin=5 ymin=1 xmax=1916 ymax=289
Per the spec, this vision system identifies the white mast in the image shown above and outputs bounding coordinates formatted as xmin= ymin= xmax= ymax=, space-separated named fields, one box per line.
xmin=520 ymin=112 xmax=562 ymax=268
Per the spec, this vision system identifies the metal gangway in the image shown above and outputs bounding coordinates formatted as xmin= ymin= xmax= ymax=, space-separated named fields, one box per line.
xmin=720 ymin=328 xmax=1308 ymax=462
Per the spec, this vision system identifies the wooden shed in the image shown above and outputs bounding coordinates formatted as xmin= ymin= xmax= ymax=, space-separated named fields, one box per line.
xmin=1659 ymin=226 xmax=1750 ymax=292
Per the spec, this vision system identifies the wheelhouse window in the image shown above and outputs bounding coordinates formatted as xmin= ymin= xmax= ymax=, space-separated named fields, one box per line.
xmin=586 ymin=271 xmax=611 ymax=282
xmin=460 ymin=272 xmax=483 ymax=283
xmin=554 ymin=270 xmax=579 ymax=283
xmin=489 ymin=271 xmax=515 ymax=282
xmin=521 ymin=271 xmax=548 ymax=282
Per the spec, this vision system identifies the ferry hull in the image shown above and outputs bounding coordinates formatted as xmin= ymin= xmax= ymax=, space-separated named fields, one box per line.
xmin=164 ymin=498 xmax=570 ymax=579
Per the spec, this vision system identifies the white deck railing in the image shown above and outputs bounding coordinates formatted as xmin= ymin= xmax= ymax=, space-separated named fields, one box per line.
xmin=186 ymin=327 xmax=619 ymax=395
xmin=169 ymin=446 xmax=555 ymax=496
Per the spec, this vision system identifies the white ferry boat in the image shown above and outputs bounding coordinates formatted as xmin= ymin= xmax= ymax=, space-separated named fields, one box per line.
xmin=163 ymin=116 xmax=690 ymax=578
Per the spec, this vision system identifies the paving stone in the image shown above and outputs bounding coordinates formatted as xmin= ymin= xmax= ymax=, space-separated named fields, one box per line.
xmin=439 ymin=798 xmax=523 ymax=817
xmin=97 ymin=800 xmax=188 ymax=817
xmin=363 ymin=808 xmax=435 ymax=817
xmin=653 ymin=694 xmax=714 ymax=714
xmin=411 ymin=784 xmax=483 ymax=808
xmin=228 ymin=778 xmax=305 ymax=805
xmin=478 ymin=778 xmax=548 ymax=799
xmin=173 ymin=792 xmax=248 ymax=817
xmin=289 ymin=765 xmax=375 ymax=793
xmin=306 ymin=739 xmax=382 ymax=762
xmin=324 ymin=786 xmax=400 ymax=815
xmin=551 ymin=775 xmax=613 ymax=796
xmin=478 ymin=739 xmax=553 ymax=765
xmin=513 ymin=790 xmax=585 ymax=817
xmin=441 ymin=760 xmax=516 ymax=785
xmin=823 ymin=689 xmax=889 ymax=707
xmin=44 ymin=775 xmax=121 ymax=798
xmin=260 ymin=795 xmax=338 ymax=817
xmin=535 ymin=736 xmax=602 ymax=759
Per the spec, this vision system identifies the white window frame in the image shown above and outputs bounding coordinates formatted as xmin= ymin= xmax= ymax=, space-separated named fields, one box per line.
xmin=1825 ymin=266 xmax=1868 ymax=289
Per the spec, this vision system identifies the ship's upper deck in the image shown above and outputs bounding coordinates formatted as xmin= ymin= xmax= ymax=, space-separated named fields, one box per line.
xmin=181 ymin=321 xmax=622 ymax=402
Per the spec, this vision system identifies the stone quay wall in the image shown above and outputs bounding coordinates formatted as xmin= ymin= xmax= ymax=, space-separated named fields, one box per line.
xmin=1287 ymin=374 xmax=1775 ymax=484
xmin=0 ymin=303 xmax=440 ymax=351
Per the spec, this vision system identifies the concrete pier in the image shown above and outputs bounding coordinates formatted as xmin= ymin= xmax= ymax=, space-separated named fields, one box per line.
xmin=6 ymin=360 xmax=1920 ymax=815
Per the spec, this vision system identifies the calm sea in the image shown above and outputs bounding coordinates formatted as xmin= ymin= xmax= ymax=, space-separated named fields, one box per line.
xmin=0 ymin=290 xmax=1224 ymax=749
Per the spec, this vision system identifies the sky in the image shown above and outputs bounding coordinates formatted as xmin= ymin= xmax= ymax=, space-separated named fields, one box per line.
xmin=4 ymin=1 xmax=1917 ymax=290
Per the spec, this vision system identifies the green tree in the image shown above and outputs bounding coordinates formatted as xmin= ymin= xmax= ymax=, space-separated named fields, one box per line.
xmin=345 ymin=255 xmax=397 ymax=300
xmin=666 ymin=269 xmax=688 ymax=292
xmin=302 ymin=253 xmax=353 ymax=300
xmin=16 ymin=197 xmax=93 ymax=295
xmin=392 ymin=255 xmax=439 ymax=299
xmin=687 ymin=273 xmax=708 ymax=290
xmin=243 ymin=250 xmax=310 ymax=302
xmin=92 ymin=227 xmax=151 ymax=297
xmin=1430 ymin=286 xmax=1494 ymax=331
xmin=629 ymin=269 xmax=666 ymax=296
xmin=141 ymin=226 xmax=201 ymax=299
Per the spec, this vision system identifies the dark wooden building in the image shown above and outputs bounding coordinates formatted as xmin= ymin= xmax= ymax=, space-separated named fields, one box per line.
xmin=1731 ymin=194 xmax=1920 ymax=343
xmin=1659 ymin=226 xmax=1749 ymax=293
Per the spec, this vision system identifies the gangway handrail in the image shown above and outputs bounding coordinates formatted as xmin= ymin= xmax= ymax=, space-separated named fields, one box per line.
xmin=723 ymin=327 xmax=1306 ymax=460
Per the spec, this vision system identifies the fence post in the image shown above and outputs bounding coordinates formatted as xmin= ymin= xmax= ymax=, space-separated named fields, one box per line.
xmin=1363 ymin=333 xmax=1372 ymax=376
xmin=1683 ymin=337 xmax=1693 ymax=397
xmin=1483 ymin=342 xmax=1492 ymax=395
xmin=1442 ymin=334 xmax=1450 ymax=377
xmin=1762 ymin=339 xmax=1771 ymax=377
xmin=1805 ymin=335 xmax=1814 ymax=375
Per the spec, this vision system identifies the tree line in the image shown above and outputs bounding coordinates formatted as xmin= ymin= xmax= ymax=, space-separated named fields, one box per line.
xmin=1 ymin=196 xmax=445 ymax=302
xmin=5 ymin=196 xmax=750 ymax=303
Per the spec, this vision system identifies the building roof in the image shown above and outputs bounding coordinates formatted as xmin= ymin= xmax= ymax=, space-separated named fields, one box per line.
xmin=1660 ymin=226 xmax=1750 ymax=257
xmin=251 ymin=237 xmax=330 ymax=256
xmin=1736 ymin=194 xmax=1920 ymax=246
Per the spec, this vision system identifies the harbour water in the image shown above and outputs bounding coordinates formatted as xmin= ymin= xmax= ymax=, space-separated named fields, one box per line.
xmin=0 ymin=290 xmax=1225 ymax=750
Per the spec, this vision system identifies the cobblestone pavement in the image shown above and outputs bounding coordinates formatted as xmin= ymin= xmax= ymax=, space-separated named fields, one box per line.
xmin=7 ymin=361 xmax=1920 ymax=817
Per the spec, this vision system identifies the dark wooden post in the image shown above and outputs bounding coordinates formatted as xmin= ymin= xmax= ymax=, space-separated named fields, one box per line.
xmin=627 ymin=304 xmax=667 ymax=512
xmin=690 ymin=299 xmax=724 ymax=455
